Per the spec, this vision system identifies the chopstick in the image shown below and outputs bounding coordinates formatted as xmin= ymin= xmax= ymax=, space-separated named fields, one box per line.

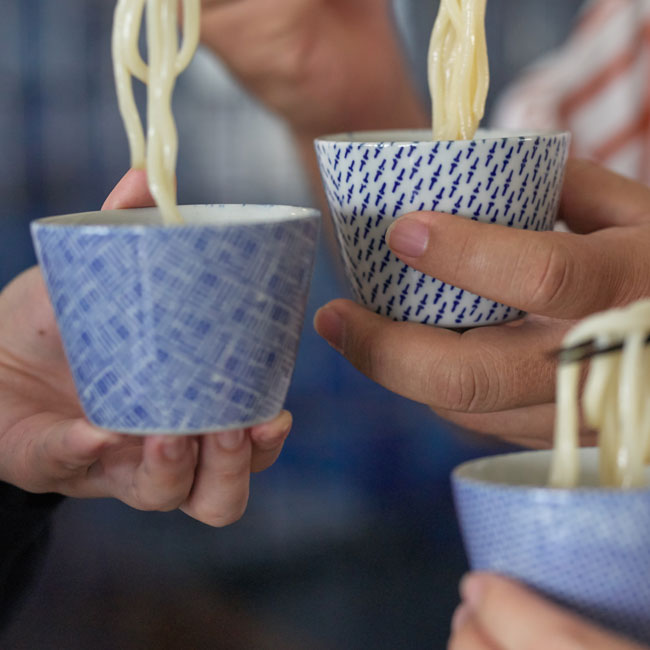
xmin=555 ymin=333 xmax=650 ymax=364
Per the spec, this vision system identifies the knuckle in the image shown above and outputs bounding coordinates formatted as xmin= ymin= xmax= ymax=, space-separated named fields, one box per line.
xmin=345 ymin=323 xmax=392 ymax=381
xmin=526 ymin=243 xmax=572 ymax=312
xmin=439 ymin=353 xmax=497 ymax=413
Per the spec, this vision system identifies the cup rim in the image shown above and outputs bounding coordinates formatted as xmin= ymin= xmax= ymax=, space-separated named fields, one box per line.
xmin=452 ymin=448 xmax=650 ymax=495
xmin=315 ymin=127 xmax=571 ymax=145
xmin=31 ymin=204 xmax=322 ymax=229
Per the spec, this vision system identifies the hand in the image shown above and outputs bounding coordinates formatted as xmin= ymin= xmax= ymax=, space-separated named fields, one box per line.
xmin=314 ymin=160 xmax=650 ymax=447
xmin=0 ymin=169 xmax=292 ymax=527
xmin=449 ymin=573 xmax=648 ymax=650
xmin=198 ymin=0 xmax=427 ymax=139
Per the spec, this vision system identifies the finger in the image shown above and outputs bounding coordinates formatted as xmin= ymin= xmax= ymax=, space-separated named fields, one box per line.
xmin=462 ymin=573 xmax=645 ymax=650
xmin=386 ymin=212 xmax=650 ymax=318
xmin=249 ymin=410 xmax=293 ymax=473
xmin=560 ymin=159 xmax=650 ymax=233
xmin=436 ymin=403 xmax=556 ymax=446
xmin=438 ymin=403 xmax=573 ymax=448
xmin=101 ymin=168 xmax=155 ymax=210
xmin=448 ymin=608 xmax=500 ymax=650
xmin=314 ymin=301 xmax=561 ymax=413
xmin=436 ymin=403 xmax=598 ymax=449
xmin=181 ymin=429 xmax=252 ymax=527
xmin=12 ymin=414 xmax=120 ymax=494
xmin=200 ymin=0 xmax=237 ymax=7
xmin=118 ymin=436 xmax=198 ymax=511
xmin=42 ymin=418 xmax=122 ymax=473
xmin=386 ymin=211 xmax=650 ymax=319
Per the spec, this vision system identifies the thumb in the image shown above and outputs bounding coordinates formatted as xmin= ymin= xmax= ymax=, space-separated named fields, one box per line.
xmin=560 ymin=159 xmax=650 ymax=233
xmin=102 ymin=169 xmax=155 ymax=211
xmin=462 ymin=573 xmax=645 ymax=650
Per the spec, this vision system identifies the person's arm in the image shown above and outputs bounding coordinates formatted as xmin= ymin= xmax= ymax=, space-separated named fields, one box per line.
xmin=0 ymin=170 xmax=292 ymax=527
xmin=0 ymin=482 xmax=63 ymax=629
xmin=449 ymin=573 xmax=648 ymax=649
xmin=198 ymin=0 xmax=429 ymax=194
xmin=313 ymin=159 xmax=650 ymax=447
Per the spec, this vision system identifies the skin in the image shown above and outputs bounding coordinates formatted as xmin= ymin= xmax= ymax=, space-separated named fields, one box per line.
xmin=0 ymin=0 xmax=426 ymax=532
xmin=199 ymin=0 xmax=426 ymax=136
xmin=449 ymin=573 xmax=648 ymax=650
xmin=0 ymin=169 xmax=291 ymax=526
xmin=191 ymin=5 xmax=649 ymax=449
xmin=313 ymin=159 xmax=650 ymax=447
xmin=191 ymin=9 xmax=650 ymax=641
xmin=4 ymin=3 xmax=640 ymax=640
xmin=198 ymin=0 xmax=428 ymax=191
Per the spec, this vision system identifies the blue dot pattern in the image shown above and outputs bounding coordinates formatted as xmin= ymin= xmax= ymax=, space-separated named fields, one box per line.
xmin=316 ymin=132 xmax=570 ymax=328
xmin=452 ymin=473 xmax=650 ymax=644
xmin=31 ymin=212 xmax=319 ymax=434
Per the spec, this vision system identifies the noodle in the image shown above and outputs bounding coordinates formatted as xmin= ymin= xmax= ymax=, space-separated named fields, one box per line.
xmin=550 ymin=300 xmax=650 ymax=489
xmin=112 ymin=0 xmax=200 ymax=224
xmin=428 ymin=0 xmax=489 ymax=141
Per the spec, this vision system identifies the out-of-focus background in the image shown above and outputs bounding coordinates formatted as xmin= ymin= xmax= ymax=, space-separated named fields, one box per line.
xmin=1 ymin=1 xmax=584 ymax=648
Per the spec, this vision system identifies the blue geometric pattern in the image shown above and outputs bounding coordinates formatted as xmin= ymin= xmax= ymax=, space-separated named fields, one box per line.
xmin=316 ymin=130 xmax=570 ymax=328
xmin=31 ymin=205 xmax=320 ymax=434
xmin=452 ymin=450 xmax=650 ymax=644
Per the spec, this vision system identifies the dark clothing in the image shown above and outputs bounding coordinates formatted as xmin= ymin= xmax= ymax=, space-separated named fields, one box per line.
xmin=0 ymin=482 xmax=63 ymax=629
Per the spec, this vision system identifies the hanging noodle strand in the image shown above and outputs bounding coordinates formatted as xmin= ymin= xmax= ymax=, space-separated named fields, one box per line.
xmin=428 ymin=0 xmax=489 ymax=141
xmin=112 ymin=0 xmax=200 ymax=224
xmin=550 ymin=299 xmax=650 ymax=489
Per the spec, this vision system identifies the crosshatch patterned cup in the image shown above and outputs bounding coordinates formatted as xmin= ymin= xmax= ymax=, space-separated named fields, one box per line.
xmin=31 ymin=205 xmax=320 ymax=434
xmin=315 ymin=129 xmax=570 ymax=329
xmin=452 ymin=449 xmax=650 ymax=644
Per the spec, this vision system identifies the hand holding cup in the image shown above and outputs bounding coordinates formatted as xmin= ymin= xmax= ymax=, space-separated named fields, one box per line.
xmin=315 ymin=159 xmax=650 ymax=446
xmin=0 ymin=171 xmax=295 ymax=527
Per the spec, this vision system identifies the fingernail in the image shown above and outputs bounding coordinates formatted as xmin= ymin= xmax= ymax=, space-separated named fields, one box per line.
xmin=314 ymin=306 xmax=344 ymax=352
xmin=386 ymin=218 xmax=429 ymax=258
xmin=270 ymin=410 xmax=293 ymax=439
xmin=460 ymin=573 xmax=486 ymax=610
xmin=451 ymin=603 xmax=472 ymax=633
xmin=218 ymin=429 xmax=246 ymax=450
xmin=252 ymin=411 xmax=293 ymax=448
xmin=161 ymin=437 xmax=186 ymax=461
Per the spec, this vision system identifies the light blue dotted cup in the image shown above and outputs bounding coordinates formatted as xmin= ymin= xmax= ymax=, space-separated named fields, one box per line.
xmin=31 ymin=205 xmax=320 ymax=434
xmin=452 ymin=449 xmax=650 ymax=644
xmin=316 ymin=129 xmax=570 ymax=328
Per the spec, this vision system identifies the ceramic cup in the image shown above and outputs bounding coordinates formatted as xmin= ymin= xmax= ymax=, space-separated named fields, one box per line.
xmin=452 ymin=449 xmax=650 ymax=644
xmin=315 ymin=129 xmax=570 ymax=328
xmin=31 ymin=205 xmax=320 ymax=434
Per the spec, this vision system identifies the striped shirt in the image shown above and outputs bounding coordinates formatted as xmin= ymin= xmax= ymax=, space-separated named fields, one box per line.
xmin=494 ymin=0 xmax=650 ymax=183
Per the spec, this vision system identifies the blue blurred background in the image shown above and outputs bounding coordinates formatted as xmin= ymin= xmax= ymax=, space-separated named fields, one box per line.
xmin=0 ymin=1 xmax=583 ymax=648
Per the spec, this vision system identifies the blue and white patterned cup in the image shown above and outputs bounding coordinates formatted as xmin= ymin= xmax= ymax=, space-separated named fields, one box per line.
xmin=452 ymin=449 xmax=650 ymax=644
xmin=315 ymin=129 xmax=570 ymax=328
xmin=31 ymin=205 xmax=320 ymax=434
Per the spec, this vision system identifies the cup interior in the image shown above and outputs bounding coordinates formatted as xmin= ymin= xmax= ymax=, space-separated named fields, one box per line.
xmin=34 ymin=204 xmax=321 ymax=228
xmin=454 ymin=448 xmax=650 ymax=491
xmin=316 ymin=128 xmax=570 ymax=144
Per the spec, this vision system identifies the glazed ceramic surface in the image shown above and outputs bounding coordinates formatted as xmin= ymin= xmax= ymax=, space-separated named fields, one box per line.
xmin=32 ymin=205 xmax=320 ymax=434
xmin=316 ymin=129 xmax=570 ymax=328
xmin=452 ymin=449 xmax=650 ymax=644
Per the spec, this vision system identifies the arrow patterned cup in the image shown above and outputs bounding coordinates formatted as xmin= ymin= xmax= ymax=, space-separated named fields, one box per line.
xmin=315 ymin=129 xmax=570 ymax=329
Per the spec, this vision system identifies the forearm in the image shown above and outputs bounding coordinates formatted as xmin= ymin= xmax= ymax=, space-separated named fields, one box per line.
xmin=198 ymin=0 xmax=429 ymax=198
